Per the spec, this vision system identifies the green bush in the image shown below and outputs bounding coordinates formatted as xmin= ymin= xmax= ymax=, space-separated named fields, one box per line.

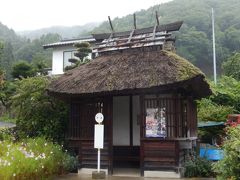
xmin=213 ymin=126 xmax=240 ymax=179
xmin=210 ymin=76 xmax=240 ymax=112
xmin=184 ymin=156 xmax=214 ymax=177
xmin=11 ymin=76 xmax=69 ymax=143
xmin=198 ymin=98 xmax=234 ymax=122
xmin=0 ymin=137 xmax=76 ymax=179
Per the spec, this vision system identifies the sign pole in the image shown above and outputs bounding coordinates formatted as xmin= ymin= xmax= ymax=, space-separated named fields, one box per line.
xmin=98 ymin=148 xmax=100 ymax=172
xmin=92 ymin=113 xmax=106 ymax=179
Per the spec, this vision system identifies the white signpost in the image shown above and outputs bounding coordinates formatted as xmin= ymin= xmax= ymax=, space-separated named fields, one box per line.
xmin=93 ymin=113 xmax=105 ymax=179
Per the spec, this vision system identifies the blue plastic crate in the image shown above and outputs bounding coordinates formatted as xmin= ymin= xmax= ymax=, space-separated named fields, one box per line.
xmin=200 ymin=148 xmax=224 ymax=160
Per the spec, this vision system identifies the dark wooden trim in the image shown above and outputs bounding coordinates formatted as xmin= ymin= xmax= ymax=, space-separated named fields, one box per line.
xmin=108 ymin=97 xmax=113 ymax=175
xmin=140 ymin=95 xmax=144 ymax=176
xmin=129 ymin=95 xmax=133 ymax=146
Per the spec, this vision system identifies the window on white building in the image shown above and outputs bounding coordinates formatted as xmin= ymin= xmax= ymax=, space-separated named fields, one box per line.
xmin=63 ymin=51 xmax=78 ymax=70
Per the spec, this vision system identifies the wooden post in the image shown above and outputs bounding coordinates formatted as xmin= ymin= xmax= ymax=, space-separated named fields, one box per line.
xmin=108 ymin=16 xmax=114 ymax=32
xmin=155 ymin=11 xmax=160 ymax=26
xmin=129 ymin=95 xmax=133 ymax=146
xmin=140 ymin=95 xmax=144 ymax=176
xmin=133 ymin=13 xmax=137 ymax=29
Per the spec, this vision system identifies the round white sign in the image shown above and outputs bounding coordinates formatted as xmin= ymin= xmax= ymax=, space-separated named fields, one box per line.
xmin=95 ymin=113 xmax=104 ymax=124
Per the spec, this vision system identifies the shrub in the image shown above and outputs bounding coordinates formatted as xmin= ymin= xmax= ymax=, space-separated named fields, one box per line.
xmin=213 ymin=126 xmax=240 ymax=179
xmin=198 ymin=98 xmax=234 ymax=122
xmin=184 ymin=156 xmax=214 ymax=177
xmin=0 ymin=137 xmax=76 ymax=179
xmin=11 ymin=61 xmax=35 ymax=79
xmin=11 ymin=76 xmax=69 ymax=143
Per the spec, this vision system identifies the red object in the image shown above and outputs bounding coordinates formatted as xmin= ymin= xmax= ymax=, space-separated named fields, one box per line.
xmin=226 ymin=114 xmax=240 ymax=127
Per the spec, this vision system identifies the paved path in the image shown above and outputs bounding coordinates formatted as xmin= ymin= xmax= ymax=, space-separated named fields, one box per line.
xmin=56 ymin=173 xmax=215 ymax=180
xmin=0 ymin=121 xmax=16 ymax=128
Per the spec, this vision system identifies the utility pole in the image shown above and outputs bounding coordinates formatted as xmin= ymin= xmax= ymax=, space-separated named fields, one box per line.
xmin=212 ymin=8 xmax=217 ymax=85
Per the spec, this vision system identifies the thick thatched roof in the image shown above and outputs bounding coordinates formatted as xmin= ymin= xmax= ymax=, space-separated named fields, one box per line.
xmin=48 ymin=50 xmax=211 ymax=98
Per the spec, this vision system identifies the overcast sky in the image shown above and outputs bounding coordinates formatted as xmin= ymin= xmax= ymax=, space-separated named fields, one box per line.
xmin=0 ymin=0 xmax=172 ymax=31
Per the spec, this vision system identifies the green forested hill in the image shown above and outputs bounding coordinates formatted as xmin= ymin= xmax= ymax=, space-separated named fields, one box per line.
xmin=93 ymin=0 xmax=240 ymax=75
xmin=0 ymin=23 xmax=61 ymax=78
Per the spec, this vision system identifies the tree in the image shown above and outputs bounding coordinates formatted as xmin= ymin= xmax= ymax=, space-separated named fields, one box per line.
xmin=0 ymin=41 xmax=4 ymax=86
xmin=0 ymin=42 xmax=15 ymax=79
xmin=213 ymin=126 xmax=240 ymax=179
xmin=11 ymin=61 xmax=35 ymax=79
xmin=222 ymin=52 xmax=240 ymax=80
xmin=65 ymin=42 xmax=92 ymax=71
xmin=11 ymin=76 xmax=68 ymax=142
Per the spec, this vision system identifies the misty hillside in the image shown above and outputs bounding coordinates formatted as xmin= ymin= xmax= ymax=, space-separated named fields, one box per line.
xmin=93 ymin=0 xmax=240 ymax=75
xmin=18 ymin=22 xmax=101 ymax=40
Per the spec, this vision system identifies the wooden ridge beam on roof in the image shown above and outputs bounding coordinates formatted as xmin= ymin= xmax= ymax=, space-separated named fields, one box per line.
xmin=92 ymin=21 xmax=183 ymax=41
xmin=95 ymin=33 xmax=172 ymax=46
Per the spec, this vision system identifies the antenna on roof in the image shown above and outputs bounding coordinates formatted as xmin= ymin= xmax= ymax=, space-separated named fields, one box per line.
xmin=108 ymin=16 xmax=114 ymax=32
xmin=133 ymin=13 xmax=137 ymax=29
xmin=155 ymin=11 xmax=160 ymax=26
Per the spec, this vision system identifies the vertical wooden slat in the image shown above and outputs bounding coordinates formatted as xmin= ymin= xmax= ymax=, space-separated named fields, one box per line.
xmin=129 ymin=95 xmax=133 ymax=147
xmin=140 ymin=95 xmax=144 ymax=176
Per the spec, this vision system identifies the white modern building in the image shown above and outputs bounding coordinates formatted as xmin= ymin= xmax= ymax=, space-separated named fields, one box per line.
xmin=43 ymin=37 xmax=96 ymax=75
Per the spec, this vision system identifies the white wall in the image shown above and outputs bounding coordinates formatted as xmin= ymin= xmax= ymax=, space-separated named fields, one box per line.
xmin=113 ymin=96 xmax=140 ymax=146
xmin=113 ymin=96 xmax=130 ymax=146
xmin=52 ymin=46 xmax=75 ymax=75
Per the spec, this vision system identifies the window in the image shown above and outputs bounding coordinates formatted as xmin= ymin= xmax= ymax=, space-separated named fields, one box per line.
xmin=63 ymin=50 xmax=78 ymax=69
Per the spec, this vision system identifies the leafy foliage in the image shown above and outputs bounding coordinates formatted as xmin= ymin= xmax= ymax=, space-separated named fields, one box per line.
xmin=0 ymin=41 xmax=15 ymax=79
xmin=65 ymin=42 xmax=91 ymax=71
xmin=0 ymin=81 xmax=16 ymax=111
xmin=0 ymin=137 xmax=77 ymax=179
xmin=222 ymin=52 xmax=240 ymax=80
xmin=184 ymin=156 xmax=214 ymax=177
xmin=198 ymin=76 xmax=240 ymax=123
xmin=198 ymin=98 xmax=234 ymax=122
xmin=11 ymin=61 xmax=35 ymax=79
xmin=213 ymin=126 xmax=240 ymax=179
xmin=11 ymin=76 xmax=68 ymax=142
xmin=210 ymin=76 xmax=240 ymax=112
xmin=0 ymin=22 xmax=61 ymax=79
xmin=197 ymin=76 xmax=240 ymax=145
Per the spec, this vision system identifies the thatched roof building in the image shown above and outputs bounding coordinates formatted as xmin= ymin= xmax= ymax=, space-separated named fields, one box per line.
xmin=48 ymin=49 xmax=211 ymax=98
xmin=47 ymin=19 xmax=212 ymax=178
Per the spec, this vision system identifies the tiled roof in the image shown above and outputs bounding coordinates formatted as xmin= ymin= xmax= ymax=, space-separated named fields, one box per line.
xmin=43 ymin=37 xmax=96 ymax=49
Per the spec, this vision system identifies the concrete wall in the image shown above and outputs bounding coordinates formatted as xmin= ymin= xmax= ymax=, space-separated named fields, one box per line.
xmin=113 ymin=96 xmax=140 ymax=146
xmin=52 ymin=46 xmax=75 ymax=75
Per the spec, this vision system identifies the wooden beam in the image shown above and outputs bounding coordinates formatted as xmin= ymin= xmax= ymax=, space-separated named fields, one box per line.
xmin=129 ymin=95 xmax=133 ymax=146
xmin=152 ymin=25 xmax=157 ymax=40
xmin=96 ymin=33 xmax=171 ymax=45
xmin=127 ymin=29 xmax=135 ymax=43
xmin=140 ymin=95 xmax=144 ymax=176
xmin=133 ymin=13 xmax=137 ymax=29
xmin=155 ymin=11 xmax=160 ymax=26
xmin=108 ymin=16 xmax=114 ymax=32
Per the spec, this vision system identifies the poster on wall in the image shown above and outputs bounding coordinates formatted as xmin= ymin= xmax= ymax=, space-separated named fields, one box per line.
xmin=145 ymin=108 xmax=166 ymax=138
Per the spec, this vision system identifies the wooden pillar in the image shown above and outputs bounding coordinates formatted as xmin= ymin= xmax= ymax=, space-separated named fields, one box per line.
xmin=129 ymin=95 xmax=133 ymax=146
xmin=140 ymin=95 xmax=144 ymax=176
xmin=106 ymin=97 xmax=113 ymax=175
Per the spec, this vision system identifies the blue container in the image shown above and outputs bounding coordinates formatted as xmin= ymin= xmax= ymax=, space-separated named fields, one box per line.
xmin=200 ymin=148 xmax=224 ymax=160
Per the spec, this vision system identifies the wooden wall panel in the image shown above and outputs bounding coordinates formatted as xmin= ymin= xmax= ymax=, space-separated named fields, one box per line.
xmin=142 ymin=140 xmax=179 ymax=170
